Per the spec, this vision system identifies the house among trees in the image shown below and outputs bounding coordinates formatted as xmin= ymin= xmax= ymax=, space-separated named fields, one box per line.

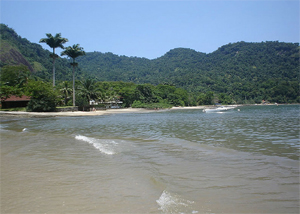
xmin=89 ymin=99 xmax=123 ymax=109
xmin=1 ymin=95 xmax=31 ymax=109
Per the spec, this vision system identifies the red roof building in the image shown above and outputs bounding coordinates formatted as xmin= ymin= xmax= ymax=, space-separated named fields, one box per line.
xmin=1 ymin=95 xmax=31 ymax=108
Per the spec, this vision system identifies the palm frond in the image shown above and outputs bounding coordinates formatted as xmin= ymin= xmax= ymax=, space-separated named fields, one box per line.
xmin=61 ymin=44 xmax=85 ymax=60
xmin=39 ymin=33 xmax=68 ymax=49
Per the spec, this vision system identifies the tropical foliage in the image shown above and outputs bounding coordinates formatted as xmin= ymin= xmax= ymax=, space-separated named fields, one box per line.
xmin=0 ymin=65 xmax=30 ymax=100
xmin=61 ymin=44 xmax=86 ymax=106
xmin=76 ymin=43 xmax=299 ymax=103
xmin=79 ymin=79 xmax=99 ymax=103
xmin=0 ymin=23 xmax=299 ymax=108
xmin=59 ymin=81 xmax=72 ymax=106
xmin=0 ymin=24 xmax=85 ymax=81
xmin=26 ymin=80 xmax=58 ymax=112
xmin=39 ymin=33 xmax=68 ymax=86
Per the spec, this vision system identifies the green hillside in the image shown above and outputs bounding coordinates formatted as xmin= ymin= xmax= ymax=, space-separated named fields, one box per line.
xmin=1 ymin=23 xmax=299 ymax=103
xmin=77 ymin=42 xmax=299 ymax=103
xmin=0 ymin=24 xmax=86 ymax=81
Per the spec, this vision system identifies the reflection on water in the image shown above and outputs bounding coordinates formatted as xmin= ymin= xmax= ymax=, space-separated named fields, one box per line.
xmin=1 ymin=105 xmax=299 ymax=213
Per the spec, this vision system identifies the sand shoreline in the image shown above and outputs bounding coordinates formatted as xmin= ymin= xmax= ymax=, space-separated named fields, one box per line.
xmin=0 ymin=108 xmax=156 ymax=118
xmin=0 ymin=105 xmax=264 ymax=118
xmin=0 ymin=106 xmax=211 ymax=118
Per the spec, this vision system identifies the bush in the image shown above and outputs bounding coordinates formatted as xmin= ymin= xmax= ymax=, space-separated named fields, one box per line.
xmin=75 ymin=93 xmax=89 ymax=107
xmin=26 ymin=81 xmax=58 ymax=112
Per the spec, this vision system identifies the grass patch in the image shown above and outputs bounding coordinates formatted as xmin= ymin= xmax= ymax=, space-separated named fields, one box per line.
xmin=0 ymin=107 xmax=26 ymax=111
xmin=56 ymin=106 xmax=75 ymax=109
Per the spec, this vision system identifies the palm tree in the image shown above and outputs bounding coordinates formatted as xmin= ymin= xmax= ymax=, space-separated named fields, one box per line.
xmin=61 ymin=44 xmax=85 ymax=106
xmin=39 ymin=33 xmax=68 ymax=87
xmin=59 ymin=81 xmax=72 ymax=106
xmin=79 ymin=79 xmax=99 ymax=104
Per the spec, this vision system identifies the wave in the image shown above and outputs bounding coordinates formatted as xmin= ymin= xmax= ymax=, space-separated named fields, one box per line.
xmin=156 ymin=190 xmax=197 ymax=213
xmin=75 ymin=135 xmax=117 ymax=155
xmin=0 ymin=124 xmax=7 ymax=132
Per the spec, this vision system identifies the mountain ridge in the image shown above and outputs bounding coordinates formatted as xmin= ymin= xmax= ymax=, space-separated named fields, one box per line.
xmin=1 ymin=23 xmax=299 ymax=103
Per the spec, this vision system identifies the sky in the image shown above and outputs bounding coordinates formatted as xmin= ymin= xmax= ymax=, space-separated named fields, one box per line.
xmin=0 ymin=0 xmax=299 ymax=59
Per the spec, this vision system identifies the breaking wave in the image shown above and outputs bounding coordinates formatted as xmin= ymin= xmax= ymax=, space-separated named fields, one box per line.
xmin=75 ymin=135 xmax=117 ymax=155
xmin=156 ymin=190 xmax=197 ymax=214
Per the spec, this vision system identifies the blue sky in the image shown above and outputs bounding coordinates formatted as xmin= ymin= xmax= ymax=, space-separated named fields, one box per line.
xmin=1 ymin=0 xmax=299 ymax=59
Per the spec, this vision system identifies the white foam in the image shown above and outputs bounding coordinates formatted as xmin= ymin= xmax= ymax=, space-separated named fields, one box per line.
xmin=75 ymin=135 xmax=116 ymax=155
xmin=156 ymin=190 xmax=196 ymax=213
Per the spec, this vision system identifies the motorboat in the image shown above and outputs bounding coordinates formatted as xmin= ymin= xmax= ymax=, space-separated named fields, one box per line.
xmin=203 ymin=106 xmax=236 ymax=113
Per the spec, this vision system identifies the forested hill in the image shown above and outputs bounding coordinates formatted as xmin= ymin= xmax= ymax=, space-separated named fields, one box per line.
xmin=1 ymin=23 xmax=299 ymax=103
xmin=77 ymin=42 xmax=299 ymax=90
xmin=0 ymin=24 xmax=86 ymax=81
xmin=77 ymin=42 xmax=299 ymax=102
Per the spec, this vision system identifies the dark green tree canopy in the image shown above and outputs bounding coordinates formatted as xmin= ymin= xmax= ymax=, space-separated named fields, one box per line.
xmin=39 ymin=32 xmax=68 ymax=87
xmin=61 ymin=44 xmax=86 ymax=62
xmin=39 ymin=33 xmax=68 ymax=51
xmin=0 ymin=65 xmax=30 ymax=87
xmin=79 ymin=79 xmax=99 ymax=102
xmin=60 ymin=44 xmax=85 ymax=106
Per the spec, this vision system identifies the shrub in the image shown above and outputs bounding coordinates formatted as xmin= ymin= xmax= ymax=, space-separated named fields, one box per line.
xmin=26 ymin=81 xmax=58 ymax=112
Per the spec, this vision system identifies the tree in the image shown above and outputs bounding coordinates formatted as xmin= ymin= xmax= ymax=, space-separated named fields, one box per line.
xmin=198 ymin=91 xmax=213 ymax=105
xmin=61 ymin=44 xmax=85 ymax=106
xmin=39 ymin=33 xmax=68 ymax=87
xmin=118 ymin=85 xmax=136 ymax=107
xmin=0 ymin=65 xmax=30 ymax=101
xmin=134 ymin=84 xmax=157 ymax=103
xmin=0 ymin=84 xmax=22 ymax=102
xmin=59 ymin=81 xmax=72 ymax=106
xmin=79 ymin=79 xmax=99 ymax=104
xmin=26 ymin=80 xmax=58 ymax=112
xmin=218 ymin=93 xmax=233 ymax=105
xmin=0 ymin=65 xmax=30 ymax=88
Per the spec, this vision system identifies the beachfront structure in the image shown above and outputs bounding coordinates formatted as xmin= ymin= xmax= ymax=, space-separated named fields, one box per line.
xmin=1 ymin=95 xmax=31 ymax=109
xmin=90 ymin=100 xmax=123 ymax=109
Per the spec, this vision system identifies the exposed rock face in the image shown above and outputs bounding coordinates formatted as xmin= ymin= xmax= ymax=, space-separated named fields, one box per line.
xmin=0 ymin=43 xmax=34 ymax=71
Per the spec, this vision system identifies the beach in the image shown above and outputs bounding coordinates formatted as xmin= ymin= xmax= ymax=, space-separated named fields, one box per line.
xmin=0 ymin=106 xmax=207 ymax=118
xmin=0 ymin=108 xmax=157 ymax=117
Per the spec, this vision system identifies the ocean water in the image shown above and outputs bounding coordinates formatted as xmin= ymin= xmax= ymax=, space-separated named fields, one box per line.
xmin=0 ymin=105 xmax=299 ymax=213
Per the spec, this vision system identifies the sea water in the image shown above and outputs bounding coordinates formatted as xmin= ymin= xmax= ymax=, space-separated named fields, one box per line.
xmin=0 ymin=105 xmax=299 ymax=213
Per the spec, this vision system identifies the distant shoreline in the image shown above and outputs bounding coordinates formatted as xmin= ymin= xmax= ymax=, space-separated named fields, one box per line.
xmin=0 ymin=106 xmax=212 ymax=118
xmin=0 ymin=104 xmax=296 ymax=118
xmin=0 ymin=108 xmax=157 ymax=118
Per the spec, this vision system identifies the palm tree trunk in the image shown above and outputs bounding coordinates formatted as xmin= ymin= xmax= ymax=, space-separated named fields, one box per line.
xmin=72 ymin=65 xmax=75 ymax=106
xmin=53 ymin=47 xmax=56 ymax=87
xmin=53 ymin=59 xmax=56 ymax=87
xmin=64 ymin=92 xmax=68 ymax=106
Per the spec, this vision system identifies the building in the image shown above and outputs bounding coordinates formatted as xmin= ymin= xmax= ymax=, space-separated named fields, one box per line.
xmin=90 ymin=99 xmax=123 ymax=109
xmin=1 ymin=95 xmax=31 ymax=109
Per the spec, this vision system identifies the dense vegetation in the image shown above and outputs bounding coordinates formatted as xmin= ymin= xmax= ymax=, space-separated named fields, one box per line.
xmin=0 ymin=23 xmax=299 ymax=109
xmin=77 ymin=43 xmax=299 ymax=103
xmin=0 ymin=65 xmax=190 ymax=111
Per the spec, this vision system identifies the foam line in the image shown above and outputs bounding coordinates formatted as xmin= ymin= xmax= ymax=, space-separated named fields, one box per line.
xmin=75 ymin=135 xmax=116 ymax=155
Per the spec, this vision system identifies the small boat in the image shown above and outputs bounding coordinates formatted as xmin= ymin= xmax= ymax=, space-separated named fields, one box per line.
xmin=203 ymin=106 xmax=235 ymax=113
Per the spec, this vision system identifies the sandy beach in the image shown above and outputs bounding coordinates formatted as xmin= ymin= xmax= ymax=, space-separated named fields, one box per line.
xmin=0 ymin=108 xmax=158 ymax=118
xmin=0 ymin=105 xmax=250 ymax=118
xmin=0 ymin=106 xmax=248 ymax=118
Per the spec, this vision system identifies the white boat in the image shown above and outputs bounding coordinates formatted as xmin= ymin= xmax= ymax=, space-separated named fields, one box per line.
xmin=203 ymin=106 xmax=236 ymax=113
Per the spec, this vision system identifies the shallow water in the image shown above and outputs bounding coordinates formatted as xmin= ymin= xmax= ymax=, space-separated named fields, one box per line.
xmin=1 ymin=105 xmax=299 ymax=213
